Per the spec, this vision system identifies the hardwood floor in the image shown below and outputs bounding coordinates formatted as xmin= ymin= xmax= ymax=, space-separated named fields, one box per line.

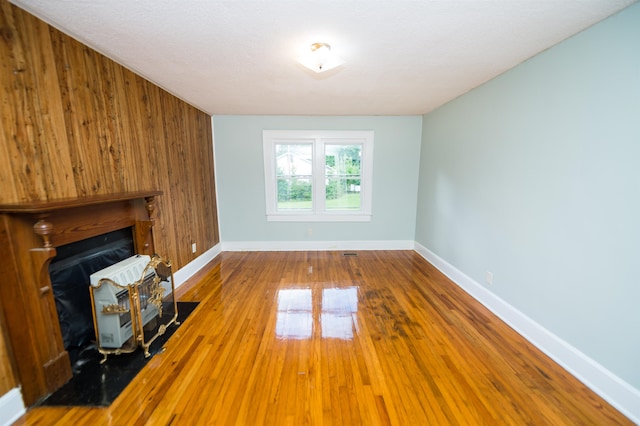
xmin=16 ymin=251 xmax=631 ymax=425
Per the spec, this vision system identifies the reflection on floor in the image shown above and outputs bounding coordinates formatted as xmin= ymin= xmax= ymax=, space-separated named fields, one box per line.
xmin=276 ymin=286 xmax=358 ymax=340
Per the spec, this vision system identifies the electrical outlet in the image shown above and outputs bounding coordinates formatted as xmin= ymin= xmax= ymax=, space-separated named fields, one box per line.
xmin=191 ymin=243 xmax=197 ymax=253
xmin=307 ymin=228 xmax=313 ymax=237
xmin=485 ymin=271 xmax=493 ymax=286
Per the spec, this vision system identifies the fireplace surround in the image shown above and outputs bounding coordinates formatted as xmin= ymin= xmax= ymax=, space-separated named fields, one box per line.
xmin=0 ymin=191 xmax=161 ymax=406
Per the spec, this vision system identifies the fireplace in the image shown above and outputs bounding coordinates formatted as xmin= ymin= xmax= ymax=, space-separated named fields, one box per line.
xmin=0 ymin=191 xmax=161 ymax=405
xmin=49 ymin=228 xmax=135 ymax=363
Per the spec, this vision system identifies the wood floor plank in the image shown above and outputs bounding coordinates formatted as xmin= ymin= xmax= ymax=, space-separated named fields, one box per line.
xmin=15 ymin=251 xmax=632 ymax=425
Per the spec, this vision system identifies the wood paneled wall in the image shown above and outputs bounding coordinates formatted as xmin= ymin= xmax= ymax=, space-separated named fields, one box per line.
xmin=0 ymin=0 xmax=218 ymax=397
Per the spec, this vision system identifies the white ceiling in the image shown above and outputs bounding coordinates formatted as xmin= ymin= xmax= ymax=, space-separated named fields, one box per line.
xmin=11 ymin=0 xmax=637 ymax=116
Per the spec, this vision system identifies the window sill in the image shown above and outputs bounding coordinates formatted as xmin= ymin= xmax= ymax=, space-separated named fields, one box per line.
xmin=266 ymin=214 xmax=372 ymax=222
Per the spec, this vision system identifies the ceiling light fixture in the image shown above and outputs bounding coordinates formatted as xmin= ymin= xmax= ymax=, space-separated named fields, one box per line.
xmin=298 ymin=42 xmax=344 ymax=73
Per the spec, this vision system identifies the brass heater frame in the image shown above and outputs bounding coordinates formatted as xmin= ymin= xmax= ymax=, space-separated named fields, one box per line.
xmin=89 ymin=255 xmax=179 ymax=363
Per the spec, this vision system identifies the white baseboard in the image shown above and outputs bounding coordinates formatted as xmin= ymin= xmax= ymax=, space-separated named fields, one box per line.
xmin=413 ymin=242 xmax=640 ymax=424
xmin=0 ymin=388 xmax=25 ymax=426
xmin=173 ymin=243 xmax=222 ymax=289
xmin=221 ymin=240 xmax=414 ymax=252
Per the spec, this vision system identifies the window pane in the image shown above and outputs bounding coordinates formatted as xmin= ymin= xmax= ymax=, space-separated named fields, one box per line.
xmin=277 ymin=177 xmax=312 ymax=210
xmin=325 ymin=144 xmax=361 ymax=211
xmin=276 ymin=144 xmax=312 ymax=211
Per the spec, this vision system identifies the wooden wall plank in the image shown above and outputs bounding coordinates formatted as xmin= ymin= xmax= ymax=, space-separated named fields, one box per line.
xmin=0 ymin=3 xmax=20 ymax=202
xmin=1 ymin=1 xmax=48 ymax=201
xmin=0 ymin=0 xmax=219 ymax=400
xmin=0 ymin=303 xmax=17 ymax=395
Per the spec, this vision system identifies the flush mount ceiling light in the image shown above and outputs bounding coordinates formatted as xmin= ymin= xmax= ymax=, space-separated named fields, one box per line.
xmin=298 ymin=42 xmax=344 ymax=73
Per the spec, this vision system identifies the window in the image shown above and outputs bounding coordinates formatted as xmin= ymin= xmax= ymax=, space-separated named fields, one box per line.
xmin=263 ymin=130 xmax=373 ymax=222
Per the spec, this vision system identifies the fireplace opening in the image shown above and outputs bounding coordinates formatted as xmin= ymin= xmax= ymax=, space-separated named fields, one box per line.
xmin=48 ymin=227 xmax=135 ymax=364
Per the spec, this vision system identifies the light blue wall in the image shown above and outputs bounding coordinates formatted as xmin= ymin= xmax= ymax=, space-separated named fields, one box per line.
xmin=213 ymin=116 xmax=422 ymax=243
xmin=416 ymin=4 xmax=640 ymax=389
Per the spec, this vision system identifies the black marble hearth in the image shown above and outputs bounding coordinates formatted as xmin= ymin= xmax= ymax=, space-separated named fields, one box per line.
xmin=37 ymin=301 xmax=198 ymax=407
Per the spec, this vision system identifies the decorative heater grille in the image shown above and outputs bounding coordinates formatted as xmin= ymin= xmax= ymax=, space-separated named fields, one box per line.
xmin=89 ymin=254 xmax=178 ymax=362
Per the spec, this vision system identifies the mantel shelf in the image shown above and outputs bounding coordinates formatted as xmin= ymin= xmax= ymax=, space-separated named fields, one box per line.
xmin=0 ymin=191 xmax=162 ymax=214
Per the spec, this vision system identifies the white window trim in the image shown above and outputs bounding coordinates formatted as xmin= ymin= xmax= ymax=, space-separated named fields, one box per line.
xmin=263 ymin=130 xmax=374 ymax=222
